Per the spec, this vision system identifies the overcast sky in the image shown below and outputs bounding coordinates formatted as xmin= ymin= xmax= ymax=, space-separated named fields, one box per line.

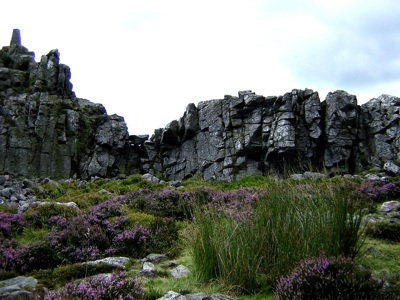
xmin=1 ymin=0 xmax=400 ymax=135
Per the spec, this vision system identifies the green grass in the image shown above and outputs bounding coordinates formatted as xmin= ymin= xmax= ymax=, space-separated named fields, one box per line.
xmin=141 ymin=249 xmax=225 ymax=298
xmin=190 ymin=180 xmax=365 ymax=294
xmin=359 ymin=238 xmax=400 ymax=290
xmin=34 ymin=174 xmax=163 ymax=210
xmin=14 ymin=227 xmax=50 ymax=246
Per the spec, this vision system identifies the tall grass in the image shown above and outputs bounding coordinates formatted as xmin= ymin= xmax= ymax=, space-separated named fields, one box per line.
xmin=190 ymin=180 xmax=365 ymax=293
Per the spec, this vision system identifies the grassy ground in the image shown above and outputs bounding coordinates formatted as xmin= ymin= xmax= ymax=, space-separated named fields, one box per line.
xmin=1 ymin=174 xmax=399 ymax=299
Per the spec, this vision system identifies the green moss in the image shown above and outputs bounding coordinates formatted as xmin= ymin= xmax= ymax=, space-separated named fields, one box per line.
xmin=358 ymin=239 xmax=400 ymax=295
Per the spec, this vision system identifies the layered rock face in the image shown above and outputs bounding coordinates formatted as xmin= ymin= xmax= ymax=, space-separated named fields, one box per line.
xmin=1 ymin=30 xmax=400 ymax=181
xmin=142 ymin=90 xmax=400 ymax=181
xmin=0 ymin=30 xmax=140 ymax=179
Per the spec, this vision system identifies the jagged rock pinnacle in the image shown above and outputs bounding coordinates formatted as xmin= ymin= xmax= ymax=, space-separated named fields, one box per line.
xmin=10 ymin=29 xmax=21 ymax=46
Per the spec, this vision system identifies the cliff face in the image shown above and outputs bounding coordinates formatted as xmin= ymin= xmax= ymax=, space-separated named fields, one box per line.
xmin=1 ymin=30 xmax=400 ymax=181
xmin=142 ymin=90 xmax=400 ymax=181
xmin=0 ymin=30 xmax=140 ymax=179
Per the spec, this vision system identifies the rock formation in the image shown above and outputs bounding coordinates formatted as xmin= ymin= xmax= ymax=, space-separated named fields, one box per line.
xmin=1 ymin=29 xmax=400 ymax=181
xmin=142 ymin=90 xmax=400 ymax=181
xmin=0 ymin=29 xmax=140 ymax=179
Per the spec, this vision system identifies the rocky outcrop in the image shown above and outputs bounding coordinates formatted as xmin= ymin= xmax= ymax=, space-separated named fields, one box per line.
xmin=141 ymin=90 xmax=400 ymax=181
xmin=2 ymin=29 xmax=400 ymax=181
xmin=0 ymin=30 xmax=141 ymax=179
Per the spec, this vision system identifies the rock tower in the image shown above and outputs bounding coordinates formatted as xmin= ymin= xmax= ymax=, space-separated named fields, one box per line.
xmin=10 ymin=29 xmax=21 ymax=46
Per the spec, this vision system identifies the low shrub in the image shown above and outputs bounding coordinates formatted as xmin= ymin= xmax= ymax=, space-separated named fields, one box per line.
xmin=365 ymin=221 xmax=400 ymax=242
xmin=52 ymin=263 xmax=119 ymax=284
xmin=126 ymin=189 xmax=187 ymax=220
xmin=274 ymin=256 xmax=384 ymax=300
xmin=0 ymin=240 xmax=62 ymax=274
xmin=123 ymin=211 xmax=156 ymax=227
xmin=0 ymin=212 xmax=26 ymax=238
xmin=20 ymin=241 xmax=64 ymax=273
xmin=0 ymin=239 xmax=22 ymax=272
xmin=112 ymin=223 xmax=150 ymax=258
xmin=358 ymin=180 xmax=400 ymax=203
xmin=44 ymin=270 xmax=144 ymax=300
xmin=24 ymin=203 xmax=80 ymax=228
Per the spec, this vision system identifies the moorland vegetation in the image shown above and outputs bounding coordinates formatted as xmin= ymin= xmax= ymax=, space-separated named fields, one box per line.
xmin=1 ymin=174 xmax=400 ymax=299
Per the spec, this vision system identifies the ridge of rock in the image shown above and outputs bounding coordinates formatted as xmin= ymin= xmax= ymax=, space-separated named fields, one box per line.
xmin=1 ymin=29 xmax=400 ymax=181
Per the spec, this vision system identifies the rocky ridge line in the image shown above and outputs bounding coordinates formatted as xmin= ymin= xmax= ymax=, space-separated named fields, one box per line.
xmin=2 ymin=29 xmax=400 ymax=182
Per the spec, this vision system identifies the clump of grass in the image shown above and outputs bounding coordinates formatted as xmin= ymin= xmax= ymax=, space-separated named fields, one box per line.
xmin=190 ymin=180 xmax=365 ymax=293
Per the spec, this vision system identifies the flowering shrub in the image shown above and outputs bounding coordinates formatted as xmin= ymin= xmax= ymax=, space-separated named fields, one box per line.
xmin=206 ymin=188 xmax=261 ymax=223
xmin=0 ymin=239 xmax=23 ymax=272
xmin=358 ymin=180 xmax=400 ymax=203
xmin=126 ymin=188 xmax=185 ymax=219
xmin=113 ymin=224 xmax=150 ymax=257
xmin=274 ymin=256 xmax=384 ymax=300
xmin=24 ymin=203 xmax=79 ymax=228
xmin=44 ymin=270 xmax=144 ymax=300
xmin=45 ymin=195 xmax=164 ymax=263
xmin=0 ymin=212 xmax=26 ymax=238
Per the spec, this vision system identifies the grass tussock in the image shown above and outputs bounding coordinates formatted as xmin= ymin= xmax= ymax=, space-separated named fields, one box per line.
xmin=190 ymin=180 xmax=365 ymax=293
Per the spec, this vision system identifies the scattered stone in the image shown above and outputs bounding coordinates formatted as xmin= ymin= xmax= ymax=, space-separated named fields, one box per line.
xmin=365 ymin=174 xmax=381 ymax=180
xmin=167 ymin=262 xmax=178 ymax=268
xmin=0 ymin=276 xmax=38 ymax=298
xmin=185 ymin=294 xmax=209 ymax=300
xmin=170 ymin=265 xmax=190 ymax=279
xmin=379 ymin=201 xmax=400 ymax=213
xmin=143 ymin=253 xmax=167 ymax=263
xmin=158 ymin=291 xmax=187 ymax=300
xmin=142 ymin=173 xmax=162 ymax=184
xmin=169 ymin=180 xmax=182 ymax=188
xmin=303 ymin=172 xmax=327 ymax=180
xmin=290 ymin=174 xmax=304 ymax=180
xmin=83 ymin=257 xmax=130 ymax=269
xmin=143 ymin=262 xmax=156 ymax=273
xmin=384 ymin=161 xmax=400 ymax=176
xmin=98 ymin=189 xmax=112 ymax=195
xmin=42 ymin=178 xmax=60 ymax=188
xmin=34 ymin=201 xmax=79 ymax=210
xmin=209 ymin=294 xmax=234 ymax=300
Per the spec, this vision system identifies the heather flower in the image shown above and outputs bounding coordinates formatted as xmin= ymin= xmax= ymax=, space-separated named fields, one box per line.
xmin=44 ymin=270 xmax=144 ymax=300
xmin=358 ymin=180 xmax=400 ymax=203
xmin=275 ymin=256 xmax=384 ymax=300
xmin=0 ymin=213 xmax=27 ymax=238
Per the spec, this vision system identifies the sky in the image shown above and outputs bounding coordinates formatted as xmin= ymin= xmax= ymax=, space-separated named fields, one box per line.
xmin=1 ymin=0 xmax=400 ymax=135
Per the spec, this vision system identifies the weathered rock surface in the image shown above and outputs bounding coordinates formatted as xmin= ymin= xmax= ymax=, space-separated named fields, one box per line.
xmin=2 ymin=30 xmax=400 ymax=182
xmin=83 ymin=256 xmax=130 ymax=269
xmin=0 ymin=30 xmax=141 ymax=179
xmin=142 ymin=89 xmax=400 ymax=181
xmin=0 ymin=276 xmax=42 ymax=299
xmin=170 ymin=265 xmax=191 ymax=279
